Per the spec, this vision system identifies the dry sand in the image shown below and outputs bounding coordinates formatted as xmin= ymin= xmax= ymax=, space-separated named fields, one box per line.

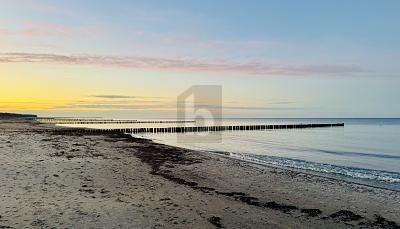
xmin=0 ymin=120 xmax=399 ymax=228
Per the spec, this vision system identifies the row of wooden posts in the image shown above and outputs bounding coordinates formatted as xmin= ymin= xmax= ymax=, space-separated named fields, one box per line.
xmin=37 ymin=118 xmax=118 ymax=122
xmin=55 ymin=123 xmax=344 ymax=134
xmin=38 ymin=119 xmax=196 ymax=124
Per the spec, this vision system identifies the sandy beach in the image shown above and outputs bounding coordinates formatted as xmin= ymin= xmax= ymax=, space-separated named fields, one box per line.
xmin=0 ymin=119 xmax=399 ymax=229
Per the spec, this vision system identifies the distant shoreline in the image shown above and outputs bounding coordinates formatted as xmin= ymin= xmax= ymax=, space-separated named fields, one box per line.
xmin=0 ymin=112 xmax=37 ymax=119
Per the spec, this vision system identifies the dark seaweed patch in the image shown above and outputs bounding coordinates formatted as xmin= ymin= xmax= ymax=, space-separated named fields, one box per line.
xmin=330 ymin=210 xmax=363 ymax=222
xmin=208 ymin=216 xmax=223 ymax=228
xmin=265 ymin=201 xmax=298 ymax=213
xmin=193 ymin=186 xmax=216 ymax=192
xmin=300 ymin=208 xmax=322 ymax=217
xmin=372 ymin=215 xmax=400 ymax=229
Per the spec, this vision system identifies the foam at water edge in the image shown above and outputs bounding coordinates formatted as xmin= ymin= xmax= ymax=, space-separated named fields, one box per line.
xmin=229 ymin=152 xmax=400 ymax=184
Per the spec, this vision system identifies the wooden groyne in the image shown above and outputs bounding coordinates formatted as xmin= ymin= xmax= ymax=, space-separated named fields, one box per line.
xmin=37 ymin=118 xmax=119 ymax=123
xmin=54 ymin=123 xmax=344 ymax=134
xmin=37 ymin=119 xmax=195 ymax=125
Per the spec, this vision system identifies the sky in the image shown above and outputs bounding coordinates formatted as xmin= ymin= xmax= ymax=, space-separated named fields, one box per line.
xmin=1 ymin=0 xmax=400 ymax=118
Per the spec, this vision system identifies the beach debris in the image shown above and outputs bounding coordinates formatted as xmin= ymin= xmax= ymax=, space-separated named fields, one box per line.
xmin=265 ymin=201 xmax=298 ymax=213
xmin=0 ymin=225 xmax=13 ymax=229
xmin=372 ymin=215 xmax=400 ymax=229
xmin=330 ymin=210 xmax=363 ymax=222
xmin=30 ymin=219 xmax=46 ymax=227
xmin=79 ymin=188 xmax=95 ymax=194
xmin=300 ymin=208 xmax=322 ymax=217
xmin=100 ymin=188 xmax=109 ymax=194
xmin=208 ymin=216 xmax=223 ymax=228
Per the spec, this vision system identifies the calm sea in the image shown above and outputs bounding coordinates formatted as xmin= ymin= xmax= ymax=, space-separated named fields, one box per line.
xmin=59 ymin=118 xmax=400 ymax=190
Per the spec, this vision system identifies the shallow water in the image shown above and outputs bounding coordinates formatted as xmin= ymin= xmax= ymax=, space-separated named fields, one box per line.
xmin=60 ymin=118 xmax=400 ymax=190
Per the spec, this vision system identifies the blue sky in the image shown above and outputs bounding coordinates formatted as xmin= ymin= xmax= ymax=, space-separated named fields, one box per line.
xmin=0 ymin=0 xmax=399 ymax=118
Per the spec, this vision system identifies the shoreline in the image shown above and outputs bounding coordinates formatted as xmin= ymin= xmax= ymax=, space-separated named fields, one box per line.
xmin=1 ymin=119 xmax=399 ymax=228
xmin=146 ymin=135 xmax=400 ymax=192
xmin=208 ymin=150 xmax=400 ymax=192
xmin=73 ymin=131 xmax=400 ymax=192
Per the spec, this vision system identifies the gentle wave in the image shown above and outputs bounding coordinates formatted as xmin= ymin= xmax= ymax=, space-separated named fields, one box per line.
xmin=229 ymin=152 xmax=400 ymax=184
xmin=315 ymin=149 xmax=400 ymax=160
xmin=273 ymin=145 xmax=400 ymax=160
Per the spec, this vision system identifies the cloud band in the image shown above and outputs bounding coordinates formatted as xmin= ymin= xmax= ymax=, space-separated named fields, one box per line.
xmin=0 ymin=52 xmax=366 ymax=76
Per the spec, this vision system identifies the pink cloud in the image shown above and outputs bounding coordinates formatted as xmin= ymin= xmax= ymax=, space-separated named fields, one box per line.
xmin=0 ymin=20 xmax=103 ymax=40
xmin=21 ymin=21 xmax=70 ymax=37
xmin=0 ymin=28 xmax=12 ymax=35
xmin=0 ymin=22 xmax=70 ymax=40
xmin=0 ymin=52 xmax=367 ymax=76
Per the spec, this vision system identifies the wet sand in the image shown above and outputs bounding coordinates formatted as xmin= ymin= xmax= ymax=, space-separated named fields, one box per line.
xmin=0 ymin=119 xmax=399 ymax=228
